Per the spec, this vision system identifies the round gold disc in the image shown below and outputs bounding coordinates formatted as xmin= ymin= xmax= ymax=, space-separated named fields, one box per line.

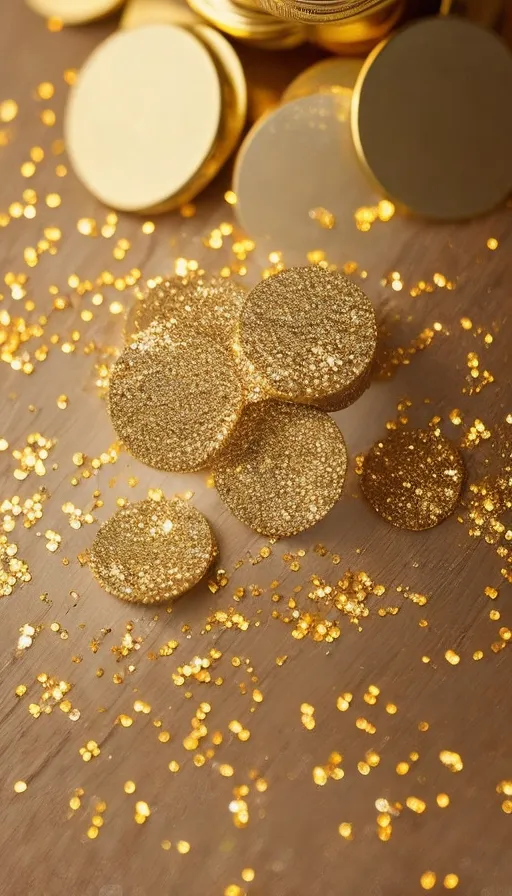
xmin=257 ymin=0 xmax=394 ymax=24
xmin=312 ymin=0 xmax=404 ymax=54
xmin=65 ymin=25 xmax=222 ymax=212
xmin=352 ymin=16 xmax=512 ymax=220
xmin=213 ymin=401 xmax=348 ymax=537
xmin=109 ymin=323 xmax=244 ymax=472
xmin=282 ymin=57 xmax=364 ymax=103
xmin=239 ymin=266 xmax=377 ymax=404
xmin=126 ymin=274 xmax=247 ymax=350
xmin=233 ymin=92 xmax=382 ymax=264
xmin=186 ymin=0 xmax=306 ymax=44
xmin=88 ymin=497 xmax=215 ymax=603
xmin=27 ymin=0 xmax=124 ymax=24
xmin=361 ymin=429 xmax=465 ymax=530
xmin=121 ymin=0 xmax=202 ymax=28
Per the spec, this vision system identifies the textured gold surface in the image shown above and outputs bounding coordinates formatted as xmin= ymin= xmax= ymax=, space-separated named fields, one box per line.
xmin=65 ymin=25 xmax=222 ymax=212
xmin=282 ymin=57 xmax=364 ymax=103
xmin=88 ymin=496 xmax=215 ymax=603
xmin=258 ymin=0 xmax=396 ymax=23
xmin=352 ymin=16 xmax=512 ymax=220
xmin=361 ymin=429 xmax=465 ymax=530
xmin=213 ymin=401 xmax=347 ymax=537
xmin=312 ymin=0 xmax=404 ymax=54
xmin=109 ymin=323 xmax=244 ymax=472
xmin=186 ymin=0 xmax=307 ymax=44
xmin=239 ymin=266 xmax=377 ymax=403
xmin=313 ymin=363 xmax=373 ymax=412
xmin=126 ymin=275 xmax=246 ymax=350
xmin=27 ymin=0 xmax=125 ymax=24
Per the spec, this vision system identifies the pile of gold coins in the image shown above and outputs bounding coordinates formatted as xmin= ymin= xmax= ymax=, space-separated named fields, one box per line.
xmin=108 ymin=267 xmax=377 ymax=538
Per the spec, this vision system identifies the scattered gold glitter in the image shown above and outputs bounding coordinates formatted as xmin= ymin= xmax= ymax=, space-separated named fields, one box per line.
xmin=338 ymin=822 xmax=353 ymax=839
xmin=13 ymin=780 xmax=27 ymax=793
xmin=109 ymin=324 xmax=243 ymax=472
xmin=176 ymin=840 xmax=190 ymax=854
xmin=444 ymin=874 xmax=459 ymax=889
xmin=1 ymin=536 xmax=31 ymax=596
xmin=361 ymin=429 xmax=465 ymax=530
xmin=88 ymin=496 xmax=215 ymax=603
xmin=213 ymin=401 xmax=347 ymax=537
xmin=420 ymin=871 xmax=437 ymax=890
xmin=238 ymin=267 xmax=376 ymax=405
xmin=439 ymin=750 xmax=463 ymax=772
xmin=126 ymin=275 xmax=246 ymax=352
xmin=436 ymin=793 xmax=450 ymax=808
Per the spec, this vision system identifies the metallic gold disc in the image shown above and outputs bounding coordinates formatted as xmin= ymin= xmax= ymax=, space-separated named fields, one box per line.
xmin=233 ymin=92 xmax=382 ymax=264
xmin=361 ymin=429 xmax=465 ymax=530
xmin=282 ymin=57 xmax=364 ymax=103
xmin=65 ymin=25 xmax=222 ymax=212
xmin=126 ymin=274 xmax=246 ymax=350
xmin=186 ymin=0 xmax=307 ymax=44
xmin=239 ymin=266 xmax=377 ymax=404
xmin=193 ymin=25 xmax=247 ymax=158
xmin=312 ymin=0 xmax=404 ymax=54
xmin=109 ymin=323 xmax=244 ymax=472
xmin=213 ymin=401 xmax=348 ymax=537
xmin=88 ymin=497 xmax=215 ymax=603
xmin=257 ymin=0 xmax=396 ymax=23
xmin=27 ymin=0 xmax=124 ymax=24
xmin=352 ymin=16 xmax=512 ymax=220
xmin=121 ymin=0 xmax=201 ymax=28
xmin=313 ymin=363 xmax=373 ymax=412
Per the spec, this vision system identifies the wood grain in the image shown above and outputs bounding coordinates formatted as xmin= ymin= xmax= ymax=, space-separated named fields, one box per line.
xmin=0 ymin=4 xmax=511 ymax=896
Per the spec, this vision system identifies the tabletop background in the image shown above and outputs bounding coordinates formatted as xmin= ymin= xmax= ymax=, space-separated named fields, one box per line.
xmin=1 ymin=4 xmax=511 ymax=895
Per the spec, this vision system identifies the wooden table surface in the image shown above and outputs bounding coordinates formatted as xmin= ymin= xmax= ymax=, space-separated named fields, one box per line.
xmin=1 ymin=4 xmax=511 ymax=896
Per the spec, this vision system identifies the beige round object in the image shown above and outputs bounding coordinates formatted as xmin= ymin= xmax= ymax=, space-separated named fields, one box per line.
xmin=282 ymin=57 xmax=364 ymax=103
xmin=121 ymin=0 xmax=202 ymax=28
xmin=239 ymin=266 xmax=377 ymax=404
xmin=213 ymin=401 xmax=348 ymax=537
xmin=27 ymin=0 xmax=124 ymax=24
xmin=88 ymin=497 xmax=216 ymax=603
xmin=194 ymin=25 xmax=247 ymax=156
xmin=109 ymin=323 xmax=244 ymax=472
xmin=361 ymin=429 xmax=465 ymax=530
xmin=65 ymin=25 xmax=222 ymax=212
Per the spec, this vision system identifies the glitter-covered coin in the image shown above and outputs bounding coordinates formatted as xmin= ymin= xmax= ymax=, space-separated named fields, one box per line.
xmin=239 ymin=266 xmax=377 ymax=404
xmin=126 ymin=275 xmax=246 ymax=350
xmin=109 ymin=323 xmax=244 ymax=472
xmin=88 ymin=497 xmax=216 ymax=603
xmin=313 ymin=364 xmax=373 ymax=412
xmin=213 ymin=401 xmax=348 ymax=537
xmin=361 ymin=429 xmax=465 ymax=530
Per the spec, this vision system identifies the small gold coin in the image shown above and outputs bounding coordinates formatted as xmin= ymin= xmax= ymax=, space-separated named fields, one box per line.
xmin=27 ymin=0 xmax=124 ymax=24
xmin=213 ymin=401 xmax=347 ymax=537
xmin=88 ymin=497 xmax=215 ymax=603
xmin=313 ymin=364 xmax=373 ymax=412
xmin=312 ymin=0 xmax=404 ymax=54
xmin=257 ymin=0 xmax=393 ymax=23
xmin=239 ymin=266 xmax=377 ymax=404
xmin=109 ymin=323 xmax=244 ymax=472
xmin=126 ymin=274 xmax=246 ymax=350
xmin=121 ymin=0 xmax=201 ymax=28
xmin=65 ymin=25 xmax=222 ymax=212
xmin=282 ymin=57 xmax=364 ymax=103
xmin=361 ymin=429 xmax=465 ymax=530
xmin=352 ymin=16 xmax=512 ymax=219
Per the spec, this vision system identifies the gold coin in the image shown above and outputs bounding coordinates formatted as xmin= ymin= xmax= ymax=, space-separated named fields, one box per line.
xmin=313 ymin=363 xmax=373 ymax=412
xmin=257 ymin=0 xmax=395 ymax=24
xmin=194 ymin=25 xmax=247 ymax=160
xmin=239 ymin=266 xmax=377 ymax=404
xmin=109 ymin=323 xmax=244 ymax=472
xmin=187 ymin=0 xmax=306 ymax=43
xmin=121 ymin=0 xmax=202 ymax=28
xmin=126 ymin=274 xmax=246 ymax=350
xmin=213 ymin=401 xmax=347 ymax=537
xmin=233 ymin=92 xmax=382 ymax=265
xmin=352 ymin=16 xmax=512 ymax=220
xmin=361 ymin=429 xmax=465 ymax=530
xmin=65 ymin=25 xmax=222 ymax=212
xmin=88 ymin=497 xmax=216 ymax=603
xmin=27 ymin=0 xmax=124 ymax=24
xmin=282 ymin=57 xmax=364 ymax=103
xmin=312 ymin=0 xmax=404 ymax=54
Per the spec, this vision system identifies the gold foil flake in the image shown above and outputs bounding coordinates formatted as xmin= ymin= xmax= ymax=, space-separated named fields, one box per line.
xmin=13 ymin=780 xmax=27 ymax=794
xmin=439 ymin=750 xmax=463 ymax=772
xmin=420 ymin=871 xmax=436 ymax=890
xmin=214 ymin=401 xmax=347 ymax=538
xmin=109 ymin=324 xmax=243 ymax=472
xmin=1 ymin=489 xmax=47 ymax=532
xmin=126 ymin=275 xmax=246 ymax=352
xmin=361 ymin=429 xmax=465 ymax=531
xmin=239 ymin=267 xmax=376 ymax=404
xmin=12 ymin=432 xmax=56 ymax=480
xmin=338 ymin=822 xmax=353 ymax=839
xmin=88 ymin=497 xmax=215 ymax=604
xmin=1 ymin=536 xmax=31 ymax=596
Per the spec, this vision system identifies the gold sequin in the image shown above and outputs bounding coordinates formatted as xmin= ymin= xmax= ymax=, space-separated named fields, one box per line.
xmin=109 ymin=323 xmax=244 ymax=472
xmin=361 ymin=429 xmax=465 ymax=530
xmin=88 ymin=497 xmax=215 ymax=604
xmin=239 ymin=267 xmax=376 ymax=405
xmin=213 ymin=401 xmax=347 ymax=537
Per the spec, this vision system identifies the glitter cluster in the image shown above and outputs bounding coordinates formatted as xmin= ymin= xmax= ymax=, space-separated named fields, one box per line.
xmin=88 ymin=496 xmax=216 ymax=603
xmin=361 ymin=429 xmax=465 ymax=531
xmin=213 ymin=401 xmax=347 ymax=537
xmin=109 ymin=322 xmax=244 ymax=472
xmin=239 ymin=266 xmax=377 ymax=404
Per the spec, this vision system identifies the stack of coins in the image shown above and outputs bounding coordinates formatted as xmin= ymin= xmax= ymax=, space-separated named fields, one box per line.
xmin=64 ymin=17 xmax=247 ymax=212
xmin=186 ymin=0 xmax=308 ymax=47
